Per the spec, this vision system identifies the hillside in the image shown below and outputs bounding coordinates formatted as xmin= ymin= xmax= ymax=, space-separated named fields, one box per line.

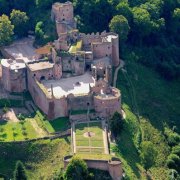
xmin=113 ymin=60 xmax=180 ymax=179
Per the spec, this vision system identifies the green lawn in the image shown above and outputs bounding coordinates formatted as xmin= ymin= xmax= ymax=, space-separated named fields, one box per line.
xmin=112 ymin=60 xmax=179 ymax=179
xmin=34 ymin=111 xmax=70 ymax=133
xmin=0 ymin=120 xmax=40 ymax=142
xmin=0 ymin=138 xmax=71 ymax=179
xmin=49 ymin=117 xmax=70 ymax=132
xmin=75 ymin=122 xmax=105 ymax=154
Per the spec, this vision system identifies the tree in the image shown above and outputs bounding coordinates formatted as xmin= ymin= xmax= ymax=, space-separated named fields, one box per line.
xmin=109 ymin=15 xmax=130 ymax=42
xmin=10 ymin=10 xmax=29 ymax=37
xmin=13 ymin=161 xmax=28 ymax=180
xmin=36 ymin=0 xmax=53 ymax=9
xmin=0 ymin=15 xmax=14 ymax=46
xmin=132 ymin=7 xmax=152 ymax=41
xmin=0 ymin=0 xmax=10 ymax=15
xmin=116 ymin=2 xmax=132 ymax=22
xmin=166 ymin=154 xmax=180 ymax=172
xmin=140 ymin=141 xmax=158 ymax=170
xmin=109 ymin=112 xmax=123 ymax=137
xmin=35 ymin=21 xmax=44 ymax=42
xmin=64 ymin=157 xmax=90 ymax=180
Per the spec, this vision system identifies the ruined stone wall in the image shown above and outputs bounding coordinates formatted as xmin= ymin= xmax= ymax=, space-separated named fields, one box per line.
xmin=2 ymin=63 xmax=26 ymax=93
xmin=56 ymin=22 xmax=68 ymax=36
xmin=111 ymin=36 xmax=120 ymax=67
xmin=79 ymin=32 xmax=102 ymax=47
xmin=30 ymin=68 xmax=54 ymax=81
xmin=67 ymin=94 xmax=93 ymax=111
xmin=27 ymin=68 xmax=68 ymax=119
xmin=94 ymin=88 xmax=121 ymax=117
xmin=92 ymin=42 xmax=112 ymax=59
xmin=52 ymin=2 xmax=74 ymax=22
xmin=27 ymin=68 xmax=50 ymax=114
xmin=64 ymin=156 xmax=123 ymax=180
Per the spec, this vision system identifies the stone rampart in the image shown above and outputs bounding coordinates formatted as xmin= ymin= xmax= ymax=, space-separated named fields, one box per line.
xmin=64 ymin=156 xmax=123 ymax=180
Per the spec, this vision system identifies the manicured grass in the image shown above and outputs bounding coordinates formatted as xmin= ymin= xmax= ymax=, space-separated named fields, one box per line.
xmin=34 ymin=111 xmax=70 ymax=133
xmin=75 ymin=122 xmax=105 ymax=154
xmin=0 ymin=120 xmax=40 ymax=142
xmin=0 ymin=138 xmax=71 ymax=179
xmin=49 ymin=117 xmax=70 ymax=132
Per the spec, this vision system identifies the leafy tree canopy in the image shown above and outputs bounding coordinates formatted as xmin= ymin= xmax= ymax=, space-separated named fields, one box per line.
xmin=13 ymin=161 xmax=28 ymax=180
xmin=0 ymin=14 xmax=14 ymax=46
xmin=109 ymin=15 xmax=130 ymax=42
xmin=140 ymin=141 xmax=158 ymax=170
xmin=10 ymin=9 xmax=29 ymax=37
xmin=64 ymin=157 xmax=90 ymax=180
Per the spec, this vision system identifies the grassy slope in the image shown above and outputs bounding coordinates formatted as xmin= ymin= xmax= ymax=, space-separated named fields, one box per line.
xmin=0 ymin=137 xmax=71 ymax=179
xmin=114 ymin=60 xmax=179 ymax=179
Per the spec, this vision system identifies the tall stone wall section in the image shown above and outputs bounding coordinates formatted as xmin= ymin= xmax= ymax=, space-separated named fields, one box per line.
xmin=27 ymin=68 xmax=68 ymax=119
xmin=1 ymin=61 xmax=27 ymax=93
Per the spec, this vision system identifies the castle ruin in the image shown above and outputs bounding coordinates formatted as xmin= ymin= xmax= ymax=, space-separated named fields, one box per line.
xmin=1 ymin=1 xmax=121 ymax=120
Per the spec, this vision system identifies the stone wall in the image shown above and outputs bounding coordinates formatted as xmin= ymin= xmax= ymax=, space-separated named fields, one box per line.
xmin=67 ymin=94 xmax=93 ymax=111
xmin=1 ymin=61 xmax=27 ymax=93
xmin=64 ymin=156 xmax=123 ymax=180
xmin=94 ymin=88 xmax=121 ymax=117
xmin=92 ymin=42 xmax=112 ymax=59
xmin=28 ymin=68 xmax=69 ymax=119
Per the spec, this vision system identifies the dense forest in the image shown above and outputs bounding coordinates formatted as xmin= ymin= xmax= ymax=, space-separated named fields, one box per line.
xmin=0 ymin=0 xmax=179 ymax=80
xmin=0 ymin=0 xmax=180 ymax=179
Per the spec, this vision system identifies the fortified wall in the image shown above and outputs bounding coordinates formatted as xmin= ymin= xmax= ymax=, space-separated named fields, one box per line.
xmin=64 ymin=156 xmax=123 ymax=180
xmin=1 ymin=59 xmax=27 ymax=93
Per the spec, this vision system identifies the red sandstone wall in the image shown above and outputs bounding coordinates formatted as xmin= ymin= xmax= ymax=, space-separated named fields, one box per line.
xmin=92 ymin=42 xmax=112 ymax=59
xmin=94 ymin=95 xmax=121 ymax=117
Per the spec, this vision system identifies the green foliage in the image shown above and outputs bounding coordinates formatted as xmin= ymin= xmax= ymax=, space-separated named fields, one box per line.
xmin=109 ymin=15 xmax=130 ymax=42
xmin=13 ymin=161 xmax=28 ymax=180
xmin=64 ymin=157 xmax=90 ymax=180
xmin=132 ymin=7 xmax=152 ymax=38
xmin=0 ymin=138 xmax=71 ymax=179
xmin=0 ymin=0 xmax=9 ymax=15
xmin=164 ymin=127 xmax=180 ymax=147
xmin=140 ymin=141 xmax=158 ymax=170
xmin=36 ymin=0 xmax=53 ymax=9
xmin=110 ymin=112 xmax=123 ymax=137
xmin=166 ymin=154 xmax=180 ymax=172
xmin=10 ymin=9 xmax=29 ymax=37
xmin=35 ymin=21 xmax=44 ymax=40
xmin=116 ymin=2 xmax=132 ymax=22
xmin=172 ymin=145 xmax=180 ymax=156
xmin=0 ymin=14 xmax=14 ymax=46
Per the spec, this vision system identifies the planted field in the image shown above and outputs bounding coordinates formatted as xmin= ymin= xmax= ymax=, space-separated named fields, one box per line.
xmin=0 ymin=120 xmax=40 ymax=141
xmin=75 ymin=121 xmax=105 ymax=154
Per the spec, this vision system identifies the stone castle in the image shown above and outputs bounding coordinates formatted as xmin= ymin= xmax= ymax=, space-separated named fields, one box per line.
xmin=1 ymin=1 xmax=121 ymax=120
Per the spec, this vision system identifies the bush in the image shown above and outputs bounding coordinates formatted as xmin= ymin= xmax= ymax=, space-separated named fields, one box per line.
xmin=110 ymin=112 xmax=123 ymax=137
xmin=172 ymin=145 xmax=180 ymax=156
xmin=166 ymin=154 xmax=180 ymax=172
xmin=140 ymin=141 xmax=158 ymax=170
xmin=64 ymin=157 xmax=90 ymax=180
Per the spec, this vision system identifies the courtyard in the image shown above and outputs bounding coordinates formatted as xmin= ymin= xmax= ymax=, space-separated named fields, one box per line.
xmin=74 ymin=121 xmax=109 ymax=154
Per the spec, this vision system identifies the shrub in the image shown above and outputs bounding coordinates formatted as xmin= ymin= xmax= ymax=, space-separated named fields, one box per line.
xmin=13 ymin=161 xmax=28 ymax=180
xmin=166 ymin=154 xmax=180 ymax=172
xmin=64 ymin=157 xmax=90 ymax=180
xmin=172 ymin=145 xmax=180 ymax=156
xmin=110 ymin=112 xmax=123 ymax=137
xmin=140 ymin=141 xmax=158 ymax=170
